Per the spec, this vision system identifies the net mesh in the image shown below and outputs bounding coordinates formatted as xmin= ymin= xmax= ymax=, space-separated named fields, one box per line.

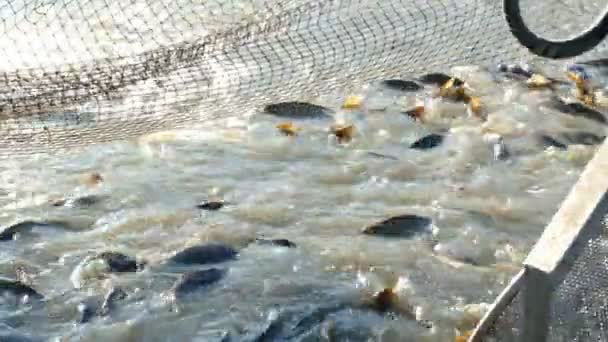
xmin=546 ymin=228 xmax=608 ymax=342
xmin=485 ymin=291 xmax=522 ymax=341
xmin=0 ymin=0 xmax=606 ymax=157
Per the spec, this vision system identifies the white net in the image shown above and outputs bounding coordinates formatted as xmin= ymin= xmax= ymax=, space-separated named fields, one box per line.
xmin=2 ymin=0 xmax=608 ymax=340
xmin=0 ymin=0 xmax=606 ymax=157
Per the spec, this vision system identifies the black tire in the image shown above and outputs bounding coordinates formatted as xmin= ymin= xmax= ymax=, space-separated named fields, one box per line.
xmin=504 ymin=0 xmax=608 ymax=59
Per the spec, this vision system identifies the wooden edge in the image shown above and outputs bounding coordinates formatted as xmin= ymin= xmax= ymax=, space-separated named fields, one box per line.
xmin=525 ymin=140 xmax=608 ymax=273
xmin=468 ymin=268 xmax=524 ymax=342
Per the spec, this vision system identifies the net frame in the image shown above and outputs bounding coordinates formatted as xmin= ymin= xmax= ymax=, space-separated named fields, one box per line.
xmin=469 ymin=139 xmax=608 ymax=342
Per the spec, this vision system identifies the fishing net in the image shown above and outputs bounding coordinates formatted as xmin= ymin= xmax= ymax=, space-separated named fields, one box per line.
xmin=3 ymin=0 xmax=608 ymax=340
xmin=1 ymin=0 xmax=606 ymax=157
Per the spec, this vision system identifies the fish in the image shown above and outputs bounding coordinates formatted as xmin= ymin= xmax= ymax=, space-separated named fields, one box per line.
xmin=171 ymin=268 xmax=226 ymax=299
xmin=76 ymin=286 xmax=128 ymax=324
xmin=417 ymin=73 xmax=454 ymax=86
xmin=276 ymin=122 xmax=300 ymax=136
xmin=497 ymin=63 xmax=534 ymax=79
xmin=70 ymin=252 xmax=144 ymax=289
xmin=0 ymin=277 xmax=43 ymax=301
xmin=330 ymin=124 xmax=355 ymax=144
xmin=0 ymin=220 xmax=74 ymax=241
xmin=96 ymin=252 xmax=142 ymax=273
xmin=546 ymin=97 xmax=607 ymax=125
xmin=439 ymin=77 xmax=468 ymax=101
xmin=402 ymin=105 xmax=425 ymax=121
xmin=560 ymin=131 xmax=606 ymax=146
xmin=342 ymin=95 xmax=363 ymax=109
xmin=254 ymin=238 xmax=297 ymax=248
xmin=51 ymin=194 xmax=107 ymax=208
xmin=538 ymin=135 xmax=567 ymax=150
xmin=381 ymin=79 xmax=423 ymax=92
xmin=410 ymin=134 xmax=444 ymax=150
xmin=249 ymin=299 xmax=432 ymax=341
xmin=567 ymin=64 xmax=592 ymax=82
xmin=363 ymin=214 xmax=433 ymax=238
xmin=497 ymin=63 xmax=568 ymax=86
xmin=263 ymin=102 xmax=333 ymax=119
xmin=167 ymin=243 xmax=238 ymax=266
xmin=526 ymin=74 xmax=554 ymax=89
xmin=196 ymin=201 xmax=225 ymax=211
xmin=80 ymin=172 xmax=104 ymax=186
xmin=467 ymin=96 xmax=484 ymax=118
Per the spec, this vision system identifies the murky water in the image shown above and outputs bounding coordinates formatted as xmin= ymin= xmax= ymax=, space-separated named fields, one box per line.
xmin=0 ymin=60 xmax=607 ymax=341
